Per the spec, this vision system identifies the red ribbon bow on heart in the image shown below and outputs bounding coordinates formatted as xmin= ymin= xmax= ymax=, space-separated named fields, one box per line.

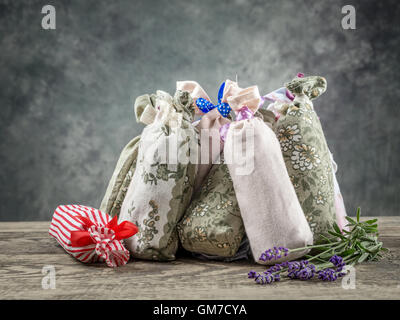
xmin=70 ymin=216 xmax=138 ymax=247
xmin=70 ymin=216 xmax=138 ymax=267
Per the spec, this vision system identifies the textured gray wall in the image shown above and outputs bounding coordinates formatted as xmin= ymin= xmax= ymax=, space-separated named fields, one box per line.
xmin=0 ymin=0 xmax=399 ymax=220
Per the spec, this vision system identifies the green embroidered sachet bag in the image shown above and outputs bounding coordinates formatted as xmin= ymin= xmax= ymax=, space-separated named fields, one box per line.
xmin=178 ymin=154 xmax=244 ymax=257
xmin=99 ymin=94 xmax=158 ymax=217
xmin=118 ymin=90 xmax=198 ymax=261
xmin=274 ymin=75 xmax=336 ymax=241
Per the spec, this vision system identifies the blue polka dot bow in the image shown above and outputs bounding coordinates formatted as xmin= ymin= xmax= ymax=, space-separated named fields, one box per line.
xmin=195 ymin=82 xmax=231 ymax=117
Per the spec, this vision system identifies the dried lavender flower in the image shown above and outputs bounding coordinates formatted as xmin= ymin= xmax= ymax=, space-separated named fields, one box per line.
xmin=259 ymin=246 xmax=289 ymax=262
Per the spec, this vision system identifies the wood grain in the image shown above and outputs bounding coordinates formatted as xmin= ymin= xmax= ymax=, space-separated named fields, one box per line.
xmin=0 ymin=218 xmax=399 ymax=300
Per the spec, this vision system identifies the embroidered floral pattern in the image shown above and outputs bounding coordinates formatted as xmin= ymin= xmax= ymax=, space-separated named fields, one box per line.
xmin=192 ymin=203 xmax=210 ymax=217
xmin=216 ymin=200 xmax=233 ymax=210
xmin=287 ymin=107 xmax=304 ymax=117
xmin=314 ymin=190 xmax=327 ymax=205
xmin=193 ymin=226 xmax=207 ymax=242
xmin=178 ymin=155 xmax=245 ymax=257
xmin=142 ymin=162 xmax=186 ymax=185
xmin=136 ymin=200 xmax=160 ymax=246
xmin=277 ymin=124 xmax=301 ymax=151
xmin=291 ymin=143 xmax=321 ymax=171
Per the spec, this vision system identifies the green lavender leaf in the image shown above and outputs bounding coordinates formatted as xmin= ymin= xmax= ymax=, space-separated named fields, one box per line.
xmin=358 ymin=252 xmax=369 ymax=263
xmin=333 ymin=222 xmax=342 ymax=234
xmin=328 ymin=230 xmax=346 ymax=240
xmin=341 ymin=248 xmax=356 ymax=257
xmin=345 ymin=216 xmax=357 ymax=225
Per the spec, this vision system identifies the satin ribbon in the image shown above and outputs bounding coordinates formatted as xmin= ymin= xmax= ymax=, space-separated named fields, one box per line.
xmin=196 ymin=82 xmax=231 ymax=117
xmin=70 ymin=215 xmax=138 ymax=247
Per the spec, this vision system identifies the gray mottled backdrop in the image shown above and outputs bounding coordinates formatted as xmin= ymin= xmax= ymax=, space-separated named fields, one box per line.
xmin=0 ymin=0 xmax=399 ymax=220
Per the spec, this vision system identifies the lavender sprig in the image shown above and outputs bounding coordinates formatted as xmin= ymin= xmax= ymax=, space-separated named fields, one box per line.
xmin=248 ymin=208 xmax=388 ymax=285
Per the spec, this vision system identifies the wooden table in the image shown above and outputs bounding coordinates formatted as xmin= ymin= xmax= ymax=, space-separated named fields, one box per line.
xmin=0 ymin=217 xmax=399 ymax=300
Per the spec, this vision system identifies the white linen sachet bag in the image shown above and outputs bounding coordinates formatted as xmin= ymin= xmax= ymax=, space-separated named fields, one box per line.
xmin=119 ymin=90 xmax=198 ymax=261
xmin=224 ymin=106 xmax=313 ymax=265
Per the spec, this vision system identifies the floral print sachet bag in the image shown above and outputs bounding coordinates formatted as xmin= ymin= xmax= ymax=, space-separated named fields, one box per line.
xmin=178 ymin=153 xmax=245 ymax=257
xmin=177 ymin=80 xmax=248 ymax=258
xmin=274 ymin=75 xmax=336 ymax=241
xmin=100 ymin=94 xmax=158 ymax=217
xmin=118 ymin=90 xmax=199 ymax=261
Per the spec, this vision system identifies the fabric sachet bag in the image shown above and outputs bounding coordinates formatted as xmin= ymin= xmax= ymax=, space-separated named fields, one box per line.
xmin=118 ymin=90 xmax=199 ymax=261
xmin=100 ymin=94 xmax=158 ymax=217
xmin=49 ymin=204 xmax=138 ymax=267
xmin=271 ymin=75 xmax=337 ymax=241
xmin=178 ymin=152 xmax=245 ymax=257
xmin=177 ymin=80 xmax=242 ymax=258
xmin=262 ymin=80 xmax=348 ymax=232
xmin=223 ymin=82 xmax=313 ymax=265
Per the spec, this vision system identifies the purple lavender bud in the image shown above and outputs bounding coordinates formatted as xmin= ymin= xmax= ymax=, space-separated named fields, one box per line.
xmin=329 ymin=255 xmax=344 ymax=267
xmin=258 ymin=246 xmax=290 ymax=261
xmin=288 ymin=261 xmax=302 ymax=272
xmin=248 ymin=270 xmax=257 ymax=278
xmin=298 ymin=266 xmax=315 ymax=280
xmin=318 ymin=268 xmax=338 ymax=281
xmin=328 ymin=255 xmax=346 ymax=273
xmin=264 ymin=273 xmax=274 ymax=284
xmin=255 ymin=273 xmax=264 ymax=284
xmin=255 ymin=272 xmax=276 ymax=285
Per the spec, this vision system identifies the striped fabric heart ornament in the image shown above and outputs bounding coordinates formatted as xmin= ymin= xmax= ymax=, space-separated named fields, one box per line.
xmin=49 ymin=204 xmax=138 ymax=267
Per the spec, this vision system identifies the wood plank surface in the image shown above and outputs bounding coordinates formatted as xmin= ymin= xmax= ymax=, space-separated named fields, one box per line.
xmin=0 ymin=217 xmax=399 ymax=300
